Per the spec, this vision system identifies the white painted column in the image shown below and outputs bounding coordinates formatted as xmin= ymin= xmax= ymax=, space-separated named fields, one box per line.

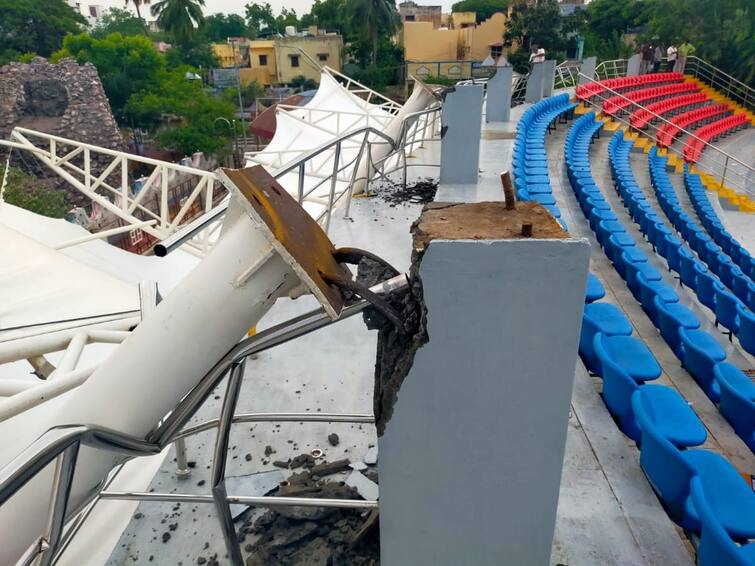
xmin=379 ymin=236 xmax=590 ymax=566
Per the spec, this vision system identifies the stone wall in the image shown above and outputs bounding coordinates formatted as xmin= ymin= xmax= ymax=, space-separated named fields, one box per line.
xmin=0 ymin=57 xmax=123 ymax=149
xmin=0 ymin=57 xmax=125 ymax=207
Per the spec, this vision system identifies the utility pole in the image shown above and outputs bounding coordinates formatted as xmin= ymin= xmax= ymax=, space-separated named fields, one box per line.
xmin=229 ymin=38 xmax=249 ymax=151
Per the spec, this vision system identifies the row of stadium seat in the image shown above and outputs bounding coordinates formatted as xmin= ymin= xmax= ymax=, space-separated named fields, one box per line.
xmin=684 ymin=113 xmax=751 ymax=163
xmin=684 ymin=170 xmax=755 ymax=280
xmin=576 ymin=72 xmax=683 ymax=102
xmin=656 ymin=104 xmax=731 ymax=148
xmin=564 ymin=112 xmax=755 ymax=565
xmin=630 ymin=92 xmax=709 ymax=130
xmin=649 ymin=149 xmax=755 ymax=317
xmin=610 ymin=132 xmax=754 ymax=449
xmin=512 ymin=93 xmax=576 ymax=226
xmin=602 ymin=82 xmax=699 ymax=117
xmin=629 ymin=92 xmax=710 ymax=130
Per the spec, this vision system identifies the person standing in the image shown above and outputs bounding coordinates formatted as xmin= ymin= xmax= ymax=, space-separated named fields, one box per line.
xmin=667 ymin=44 xmax=678 ymax=72
xmin=640 ymin=43 xmax=654 ymax=74
xmin=653 ymin=45 xmax=663 ymax=73
xmin=678 ymin=40 xmax=696 ymax=73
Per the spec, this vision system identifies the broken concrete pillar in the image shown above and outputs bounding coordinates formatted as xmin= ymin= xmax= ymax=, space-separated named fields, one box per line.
xmin=627 ymin=54 xmax=642 ymax=76
xmin=579 ymin=57 xmax=597 ymax=84
xmin=440 ymin=85 xmax=483 ymax=185
xmin=542 ymin=59 xmax=557 ymax=98
xmin=378 ymin=202 xmax=590 ymax=566
xmin=486 ymin=66 xmax=513 ymax=123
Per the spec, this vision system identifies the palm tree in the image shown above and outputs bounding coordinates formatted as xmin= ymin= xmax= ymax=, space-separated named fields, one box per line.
xmin=350 ymin=0 xmax=400 ymax=65
xmin=124 ymin=0 xmax=151 ymax=35
xmin=150 ymin=0 xmax=206 ymax=46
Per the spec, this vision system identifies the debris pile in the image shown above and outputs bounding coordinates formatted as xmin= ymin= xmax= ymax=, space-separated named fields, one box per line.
xmin=241 ymin=460 xmax=380 ymax=566
xmin=373 ymin=178 xmax=438 ymax=206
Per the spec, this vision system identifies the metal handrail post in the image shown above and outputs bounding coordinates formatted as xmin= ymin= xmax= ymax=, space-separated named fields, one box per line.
xmin=325 ymin=142 xmax=341 ymax=234
xmin=40 ymin=442 xmax=79 ymax=566
xmin=211 ymin=360 xmax=246 ymax=566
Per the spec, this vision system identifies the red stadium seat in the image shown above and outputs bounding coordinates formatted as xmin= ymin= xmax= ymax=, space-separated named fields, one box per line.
xmin=683 ymin=114 xmax=750 ymax=163
xmin=630 ymin=92 xmax=708 ymax=130
xmin=576 ymin=72 xmax=683 ymax=102
xmin=656 ymin=104 xmax=730 ymax=148
xmin=602 ymin=82 xmax=698 ymax=117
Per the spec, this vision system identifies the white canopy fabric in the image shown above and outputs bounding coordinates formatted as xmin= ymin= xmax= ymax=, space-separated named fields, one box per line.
xmin=246 ymin=71 xmax=438 ymax=217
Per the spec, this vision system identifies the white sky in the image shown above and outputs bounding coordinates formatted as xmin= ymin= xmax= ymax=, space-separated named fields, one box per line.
xmin=95 ymin=0 xmax=459 ymax=20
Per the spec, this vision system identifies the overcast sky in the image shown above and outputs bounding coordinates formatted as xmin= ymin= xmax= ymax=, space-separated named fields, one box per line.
xmin=95 ymin=0 xmax=459 ymax=20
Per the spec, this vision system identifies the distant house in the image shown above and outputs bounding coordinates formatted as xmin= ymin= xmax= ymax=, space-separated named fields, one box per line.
xmin=212 ymin=28 xmax=343 ymax=88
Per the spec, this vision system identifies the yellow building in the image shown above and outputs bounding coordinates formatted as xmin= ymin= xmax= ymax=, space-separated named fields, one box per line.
xmin=242 ymin=40 xmax=277 ymax=86
xmin=213 ymin=31 xmax=343 ymax=87
xmin=401 ymin=12 xmax=507 ymax=79
xmin=274 ymin=34 xmax=343 ymax=84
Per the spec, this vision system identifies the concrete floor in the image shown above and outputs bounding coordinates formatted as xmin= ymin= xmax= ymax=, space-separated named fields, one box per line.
xmin=84 ymin=101 xmax=751 ymax=565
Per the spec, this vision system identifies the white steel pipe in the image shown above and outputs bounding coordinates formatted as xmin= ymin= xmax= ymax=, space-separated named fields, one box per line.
xmin=0 ymin=210 xmax=299 ymax=564
xmin=0 ymin=380 xmax=37 ymax=396
xmin=0 ymin=366 xmax=97 ymax=422
xmin=0 ymin=323 xmax=137 ymax=365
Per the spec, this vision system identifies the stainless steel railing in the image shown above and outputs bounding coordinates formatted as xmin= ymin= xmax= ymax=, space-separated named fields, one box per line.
xmin=684 ymin=56 xmax=754 ymax=112
xmin=0 ymin=274 xmax=409 ymax=566
xmin=576 ymin=72 xmax=755 ymax=198
xmin=156 ymin=105 xmax=442 ymax=256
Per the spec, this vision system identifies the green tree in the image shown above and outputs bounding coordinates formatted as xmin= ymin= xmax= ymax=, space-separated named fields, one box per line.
xmin=349 ymin=0 xmax=400 ymax=65
xmin=450 ymin=0 xmax=509 ymax=23
xmin=53 ymin=33 xmax=165 ymax=119
xmin=125 ymin=68 xmax=235 ymax=155
xmin=221 ymin=80 xmax=264 ymax=107
xmin=505 ymin=0 xmax=565 ymax=54
xmin=276 ymin=8 xmax=301 ymax=31
xmin=124 ymin=0 xmax=151 ymax=34
xmin=165 ymin=39 xmax=217 ymax=68
xmin=150 ymin=0 xmax=205 ymax=45
xmin=0 ymin=0 xmax=85 ymax=65
xmin=1 ymin=165 xmax=66 ymax=218
xmin=244 ymin=2 xmax=277 ymax=37
xmin=201 ymin=13 xmax=250 ymax=41
xmin=92 ymin=7 xmax=146 ymax=38
xmin=307 ymin=0 xmax=352 ymax=35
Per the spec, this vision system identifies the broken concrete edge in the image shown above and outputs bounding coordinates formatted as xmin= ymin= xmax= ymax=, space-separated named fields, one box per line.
xmin=368 ymin=201 xmax=574 ymax=438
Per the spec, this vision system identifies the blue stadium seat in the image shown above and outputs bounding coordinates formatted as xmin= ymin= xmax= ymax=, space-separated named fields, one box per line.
xmin=655 ymin=297 xmax=701 ymax=359
xmin=585 ymin=273 xmax=606 ymax=303
xmin=632 ymin=391 xmax=755 ymax=536
xmin=713 ymin=362 xmax=755 ymax=452
xmin=679 ymin=328 xmax=727 ymax=401
xmin=580 ymin=303 xmax=633 ymax=373
xmin=690 ymin=476 xmax=755 ymax=566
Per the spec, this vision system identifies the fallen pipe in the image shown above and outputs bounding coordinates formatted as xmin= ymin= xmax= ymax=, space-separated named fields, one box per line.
xmin=0 ymin=194 xmax=307 ymax=564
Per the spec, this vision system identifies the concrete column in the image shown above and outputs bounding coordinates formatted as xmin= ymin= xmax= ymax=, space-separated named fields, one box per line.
xmin=524 ymin=61 xmax=545 ymax=103
xmin=379 ymin=202 xmax=591 ymax=566
xmin=579 ymin=56 xmax=597 ymax=84
xmin=542 ymin=59 xmax=557 ymax=97
xmin=486 ymin=66 xmax=513 ymax=123
xmin=627 ymin=54 xmax=642 ymax=76
xmin=440 ymin=85 xmax=483 ymax=184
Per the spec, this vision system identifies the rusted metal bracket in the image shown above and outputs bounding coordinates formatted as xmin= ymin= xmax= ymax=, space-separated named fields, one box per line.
xmin=217 ymin=166 xmax=407 ymax=331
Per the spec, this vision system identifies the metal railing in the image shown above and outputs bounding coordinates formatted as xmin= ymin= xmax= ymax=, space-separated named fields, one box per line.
xmin=156 ymin=105 xmax=442 ymax=256
xmin=684 ymin=56 xmax=755 ymax=112
xmin=576 ymin=71 xmax=755 ymax=199
xmin=0 ymin=274 xmax=409 ymax=566
xmin=555 ymin=60 xmax=580 ymax=89
xmin=593 ymin=59 xmax=629 ymax=81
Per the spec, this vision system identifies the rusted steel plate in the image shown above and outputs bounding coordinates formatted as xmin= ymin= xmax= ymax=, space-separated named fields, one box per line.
xmin=217 ymin=165 xmax=351 ymax=319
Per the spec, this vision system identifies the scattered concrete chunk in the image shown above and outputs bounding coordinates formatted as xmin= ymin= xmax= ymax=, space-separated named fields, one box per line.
xmin=363 ymin=446 xmax=378 ymax=465
xmin=345 ymin=471 xmax=379 ymax=501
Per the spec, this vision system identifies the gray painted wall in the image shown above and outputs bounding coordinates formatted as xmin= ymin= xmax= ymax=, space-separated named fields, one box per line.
xmin=486 ymin=66 xmax=513 ymax=123
xmin=542 ymin=60 xmax=557 ymax=98
xmin=440 ymin=85 xmax=483 ymax=184
xmin=525 ymin=62 xmax=545 ymax=103
xmin=627 ymin=54 xmax=642 ymax=76
xmin=579 ymin=57 xmax=597 ymax=84
xmin=379 ymin=237 xmax=591 ymax=566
